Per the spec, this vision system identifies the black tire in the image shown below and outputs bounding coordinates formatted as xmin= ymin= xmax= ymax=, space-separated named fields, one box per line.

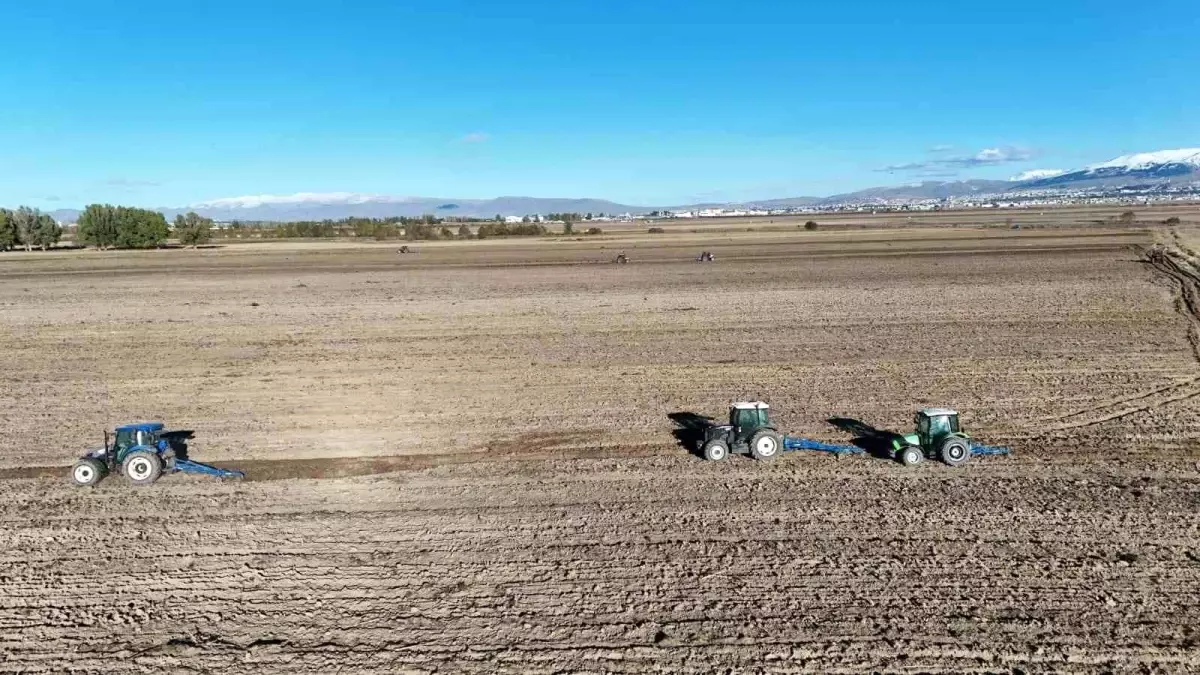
xmin=939 ymin=437 xmax=970 ymax=467
xmin=749 ymin=430 xmax=781 ymax=461
xmin=898 ymin=445 xmax=924 ymax=467
xmin=71 ymin=458 xmax=106 ymax=487
xmin=122 ymin=450 xmax=163 ymax=485
xmin=702 ymin=439 xmax=729 ymax=461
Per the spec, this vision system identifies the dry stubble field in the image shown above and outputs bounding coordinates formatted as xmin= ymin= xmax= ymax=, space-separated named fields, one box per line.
xmin=1 ymin=225 xmax=1199 ymax=673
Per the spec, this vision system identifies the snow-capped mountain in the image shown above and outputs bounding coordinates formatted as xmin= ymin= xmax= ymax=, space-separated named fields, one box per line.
xmin=1087 ymin=148 xmax=1200 ymax=171
xmin=1016 ymin=148 xmax=1200 ymax=189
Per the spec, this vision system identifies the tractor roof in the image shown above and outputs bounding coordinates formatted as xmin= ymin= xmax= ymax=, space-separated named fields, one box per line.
xmin=114 ymin=422 xmax=165 ymax=433
xmin=919 ymin=407 xmax=958 ymax=417
xmin=732 ymin=401 xmax=769 ymax=410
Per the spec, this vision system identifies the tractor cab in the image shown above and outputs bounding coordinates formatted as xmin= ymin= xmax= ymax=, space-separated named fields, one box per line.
xmin=729 ymin=401 xmax=771 ymax=441
xmin=914 ymin=407 xmax=960 ymax=448
xmin=110 ymin=422 xmax=167 ymax=461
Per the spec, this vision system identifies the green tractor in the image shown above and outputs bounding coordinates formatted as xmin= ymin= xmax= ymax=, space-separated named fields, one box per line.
xmin=892 ymin=407 xmax=972 ymax=467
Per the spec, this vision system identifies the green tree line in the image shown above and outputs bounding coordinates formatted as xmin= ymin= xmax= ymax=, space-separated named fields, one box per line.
xmin=0 ymin=206 xmax=63 ymax=251
xmin=222 ymin=216 xmax=550 ymax=240
xmin=76 ymin=205 xmax=171 ymax=249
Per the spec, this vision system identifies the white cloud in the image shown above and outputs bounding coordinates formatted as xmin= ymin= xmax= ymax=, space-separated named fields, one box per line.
xmin=879 ymin=145 xmax=1036 ymax=172
xmin=1010 ymin=169 xmax=1065 ymax=181
xmin=971 ymin=147 xmax=1033 ymax=163
xmin=460 ymin=132 xmax=490 ymax=143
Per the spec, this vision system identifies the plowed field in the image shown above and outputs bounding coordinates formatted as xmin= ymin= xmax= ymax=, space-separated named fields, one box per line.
xmin=2 ymin=226 xmax=1198 ymax=673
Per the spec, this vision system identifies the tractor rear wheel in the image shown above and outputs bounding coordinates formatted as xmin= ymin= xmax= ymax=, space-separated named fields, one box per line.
xmin=71 ymin=458 xmax=106 ymax=487
xmin=749 ymin=430 xmax=781 ymax=461
xmin=122 ymin=451 xmax=163 ymax=485
xmin=702 ymin=439 xmax=729 ymax=461
xmin=939 ymin=437 xmax=970 ymax=467
xmin=898 ymin=445 xmax=924 ymax=467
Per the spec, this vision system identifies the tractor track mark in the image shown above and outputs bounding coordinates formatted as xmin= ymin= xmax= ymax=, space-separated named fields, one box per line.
xmin=1148 ymin=243 xmax=1200 ymax=364
xmin=1039 ymin=387 xmax=1200 ymax=434
xmin=1029 ymin=244 xmax=1200 ymax=437
xmin=0 ymin=440 xmax=680 ymax=483
xmin=1039 ymin=375 xmax=1200 ymax=423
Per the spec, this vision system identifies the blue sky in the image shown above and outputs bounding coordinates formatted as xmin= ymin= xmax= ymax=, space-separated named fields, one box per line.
xmin=2 ymin=0 xmax=1197 ymax=208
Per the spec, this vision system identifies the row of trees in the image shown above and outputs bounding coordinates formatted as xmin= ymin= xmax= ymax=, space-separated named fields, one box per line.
xmin=219 ymin=215 xmax=565 ymax=241
xmin=77 ymin=205 xmax=170 ymax=249
xmin=477 ymin=221 xmax=547 ymax=238
xmin=0 ymin=207 xmax=63 ymax=251
xmin=75 ymin=205 xmax=214 ymax=249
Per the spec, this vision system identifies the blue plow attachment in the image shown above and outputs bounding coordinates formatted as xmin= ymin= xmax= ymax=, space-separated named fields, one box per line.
xmin=173 ymin=459 xmax=245 ymax=480
xmin=783 ymin=436 xmax=865 ymax=457
xmin=970 ymin=443 xmax=1011 ymax=457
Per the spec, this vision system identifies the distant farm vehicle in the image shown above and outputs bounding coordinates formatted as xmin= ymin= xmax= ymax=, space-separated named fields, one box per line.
xmin=697 ymin=251 xmax=715 ymax=262
xmin=613 ymin=253 xmax=629 ymax=264
xmin=397 ymin=245 xmax=411 ymax=254
xmin=70 ymin=422 xmax=244 ymax=487
xmin=695 ymin=402 xmax=1010 ymax=466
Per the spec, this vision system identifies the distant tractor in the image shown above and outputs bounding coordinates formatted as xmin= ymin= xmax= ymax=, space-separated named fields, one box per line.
xmin=697 ymin=251 xmax=715 ymax=262
xmin=71 ymin=422 xmax=244 ymax=487
xmin=891 ymin=408 xmax=973 ymax=467
xmin=700 ymin=402 xmax=783 ymax=461
xmin=613 ymin=253 xmax=629 ymax=264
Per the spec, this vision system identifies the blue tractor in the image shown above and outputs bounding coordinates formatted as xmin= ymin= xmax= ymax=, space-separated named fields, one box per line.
xmin=70 ymin=422 xmax=244 ymax=486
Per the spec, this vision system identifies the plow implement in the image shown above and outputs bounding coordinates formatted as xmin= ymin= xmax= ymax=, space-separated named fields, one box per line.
xmin=172 ymin=459 xmax=245 ymax=480
xmin=783 ymin=436 xmax=864 ymax=457
xmin=783 ymin=436 xmax=1011 ymax=459
xmin=968 ymin=443 xmax=1011 ymax=457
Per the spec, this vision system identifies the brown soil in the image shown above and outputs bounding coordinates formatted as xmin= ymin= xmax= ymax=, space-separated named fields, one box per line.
xmin=1 ymin=226 xmax=1198 ymax=672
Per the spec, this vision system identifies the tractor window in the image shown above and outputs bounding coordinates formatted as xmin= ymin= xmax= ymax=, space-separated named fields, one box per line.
xmin=733 ymin=408 xmax=767 ymax=431
xmin=929 ymin=416 xmax=951 ymax=437
xmin=917 ymin=415 xmax=929 ymax=437
xmin=114 ymin=430 xmax=134 ymax=453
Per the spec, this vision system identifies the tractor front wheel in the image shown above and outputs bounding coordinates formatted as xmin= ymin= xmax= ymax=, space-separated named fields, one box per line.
xmin=122 ymin=451 xmax=163 ymax=485
xmin=71 ymin=458 xmax=106 ymax=487
xmin=749 ymin=430 xmax=781 ymax=461
xmin=939 ymin=437 xmax=970 ymax=467
xmin=898 ymin=445 xmax=924 ymax=467
xmin=702 ymin=439 xmax=729 ymax=461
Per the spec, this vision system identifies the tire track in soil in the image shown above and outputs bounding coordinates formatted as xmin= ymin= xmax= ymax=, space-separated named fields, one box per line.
xmin=1027 ymin=244 xmax=1200 ymax=437
xmin=0 ymin=431 xmax=678 ymax=482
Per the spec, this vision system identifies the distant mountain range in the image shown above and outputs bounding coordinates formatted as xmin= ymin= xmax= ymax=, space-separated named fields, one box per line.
xmin=45 ymin=147 xmax=1200 ymax=223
